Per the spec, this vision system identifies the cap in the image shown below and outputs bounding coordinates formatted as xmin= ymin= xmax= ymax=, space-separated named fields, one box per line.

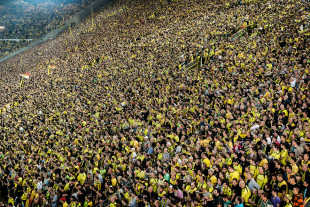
xmin=60 ymin=197 xmax=66 ymax=202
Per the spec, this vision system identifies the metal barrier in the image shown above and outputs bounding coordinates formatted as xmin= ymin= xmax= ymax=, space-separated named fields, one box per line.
xmin=230 ymin=23 xmax=258 ymax=41
xmin=185 ymin=58 xmax=200 ymax=71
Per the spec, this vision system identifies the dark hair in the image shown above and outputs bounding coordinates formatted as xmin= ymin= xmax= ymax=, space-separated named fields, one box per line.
xmin=222 ymin=180 xmax=229 ymax=186
xmin=272 ymin=188 xmax=278 ymax=193
xmin=286 ymin=165 xmax=292 ymax=170
xmin=277 ymin=174 xmax=283 ymax=178
xmin=235 ymin=196 xmax=242 ymax=203
xmin=222 ymin=194 xmax=228 ymax=199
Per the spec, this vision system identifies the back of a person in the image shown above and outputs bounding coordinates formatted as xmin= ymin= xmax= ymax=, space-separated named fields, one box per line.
xmin=293 ymin=193 xmax=303 ymax=207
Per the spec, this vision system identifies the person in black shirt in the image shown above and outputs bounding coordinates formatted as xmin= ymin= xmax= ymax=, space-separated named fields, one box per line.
xmin=142 ymin=196 xmax=151 ymax=207
xmin=274 ymin=160 xmax=285 ymax=176
xmin=212 ymin=188 xmax=224 ymax=206
xmin=239 ymin=154 xmax=249 ymax=174
xmin=303 ymin=180 xmax=310 ymax=202
xmin=260 ymin=139 xmax=271 ymax=155
xmin=231 ymin=178 xmax=242 ymax=203
xmin=144 ymin=186 xmax=157 ymax=200
xmin=76 ymin=187 xmax=86 ymax=205
xmin=264 ymin=183 xmax=273 ymax=199
xmin=288 ymin=175 xmax=299 ymax=195
xmin=166 ymin=185 xmax=175 ymax=200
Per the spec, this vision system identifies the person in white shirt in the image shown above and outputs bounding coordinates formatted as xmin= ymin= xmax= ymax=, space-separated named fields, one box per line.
xmin=290 ymin=77 xmax=296 ymax=88
xmin=37 ymin=177 xmax=43 ymax=190
xmin=246 ymin=172 xmax=260 ymax=191
xmin=131 ymin=148 xmax=137 ymax=161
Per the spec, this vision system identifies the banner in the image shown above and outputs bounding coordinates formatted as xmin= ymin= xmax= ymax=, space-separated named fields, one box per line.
xmin=19 ymin=73 xmax=30 ymax=79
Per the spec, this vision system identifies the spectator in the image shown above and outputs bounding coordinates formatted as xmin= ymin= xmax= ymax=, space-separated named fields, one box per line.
xmin=246 ymin=172 xmax=260 ymax=191
xmin=258 ymin=192 xmax=273 ymax=207
xmin=0 ymin=0 xmax=309 ymax=206
xmin=292 ymin=187 xmax=303 ymax=207
xmin=271 ymin=189 xmax=281 ymax=207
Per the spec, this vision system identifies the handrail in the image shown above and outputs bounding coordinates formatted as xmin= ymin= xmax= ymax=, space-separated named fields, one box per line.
xmin=230 ymin=23 xmax=257 ymax=41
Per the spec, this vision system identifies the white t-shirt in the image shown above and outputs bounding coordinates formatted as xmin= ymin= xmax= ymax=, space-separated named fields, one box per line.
xmin=37 ymin=181 xmax=43 ymax=190
xmin=290 ymin=78 xmax=296 ymax=87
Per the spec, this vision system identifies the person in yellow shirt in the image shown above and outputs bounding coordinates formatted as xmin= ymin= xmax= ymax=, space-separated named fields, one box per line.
xmin=84 ymin=196 xmax=93 ymax=207
xmin=170 ymin=173 xmax=178 ymax=186
xmin=277 ymin=174 xmax=288 ymax=200
xmin=249 ymin=159 xmax=258 ymax=178
xmin=259 ymin=156 xmax=269 ymax=168
xmin=256 ymin=167 xmax=268 ymax=189
xmin=202 ymin=153 xmax=211 ymax=168
xmin=269 ymin=144 xmax=281 ymax=160
xmin=240 ymin=181 xmax=251 ymax=206
xmin=157 ymin=186 xmax=166 ymax=199
xmin=109 ymin=195 xmax=117 ymax=207
xmin=228 ymin=165 xmax=240 ymax=185
xmin=301 ymin=153 xmax=310 ymax=169
xmin=205 ymin=179 xmax=214 ymax=194
xmin=8 ymin=194 xmax=15 ymax=206
xmin=286 ymin=165 xmax=295 ymax=180
xmin=233 ymin=159 xmax=243 ymax=175
xmin=222 ymin=181 xmax=232 ymax=199
xmin=280 ymin=142 xmax=289 ymax=166
xmin=188 ymin=182 xmax=198 ymax=195
xmin=279 ymin=104 xmax=288 ymax=116
xmin=207 ymin=169 xmax=217 ymax=186
xmin=283 ymin=194 xmax=294 ymax=207
xmin=111 ymin=174 xmax=118 ymax=187
xmin=289 ymin=157 xmax=299 ymax=174
xmin=77 ymin=170 xmax=86 ymax=185
xmin=197 ymin=175 xmax=207 ymax=190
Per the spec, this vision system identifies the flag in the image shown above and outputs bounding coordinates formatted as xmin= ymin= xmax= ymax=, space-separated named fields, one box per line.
xmin=19 ymin=73 xmax=30 ymax=79
xmin=48 ymin=65 xmax=55 ymax=76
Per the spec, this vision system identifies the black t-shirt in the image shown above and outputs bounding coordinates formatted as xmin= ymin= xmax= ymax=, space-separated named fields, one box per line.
xmin=78 ymin=191 xmax=85 ymax=204
xmin=144 ymin=191 xmax=157 ymax=200
xmin=214 ymin=195 xmax=224 ymax=205
xmin=167 ymin=192 xmax=175 ymax=199
xmin=279 ymin=181 xmax=287 ymax=193
xmin=288 ymin=182 xmax=298 ymax=194
xmin=231 ymin=184 xmax=242 ymax=197
xmin=239 ymin=160 xmax=249 ymax=173
xmin=274 ymin=167 xmax=285 ymax=176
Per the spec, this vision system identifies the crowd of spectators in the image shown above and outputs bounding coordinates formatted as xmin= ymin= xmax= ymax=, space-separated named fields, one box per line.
xmin=0 ymin=0 xmax=309 ymax=206
xmin=0 ymin=0 xmax=96 ymax=59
